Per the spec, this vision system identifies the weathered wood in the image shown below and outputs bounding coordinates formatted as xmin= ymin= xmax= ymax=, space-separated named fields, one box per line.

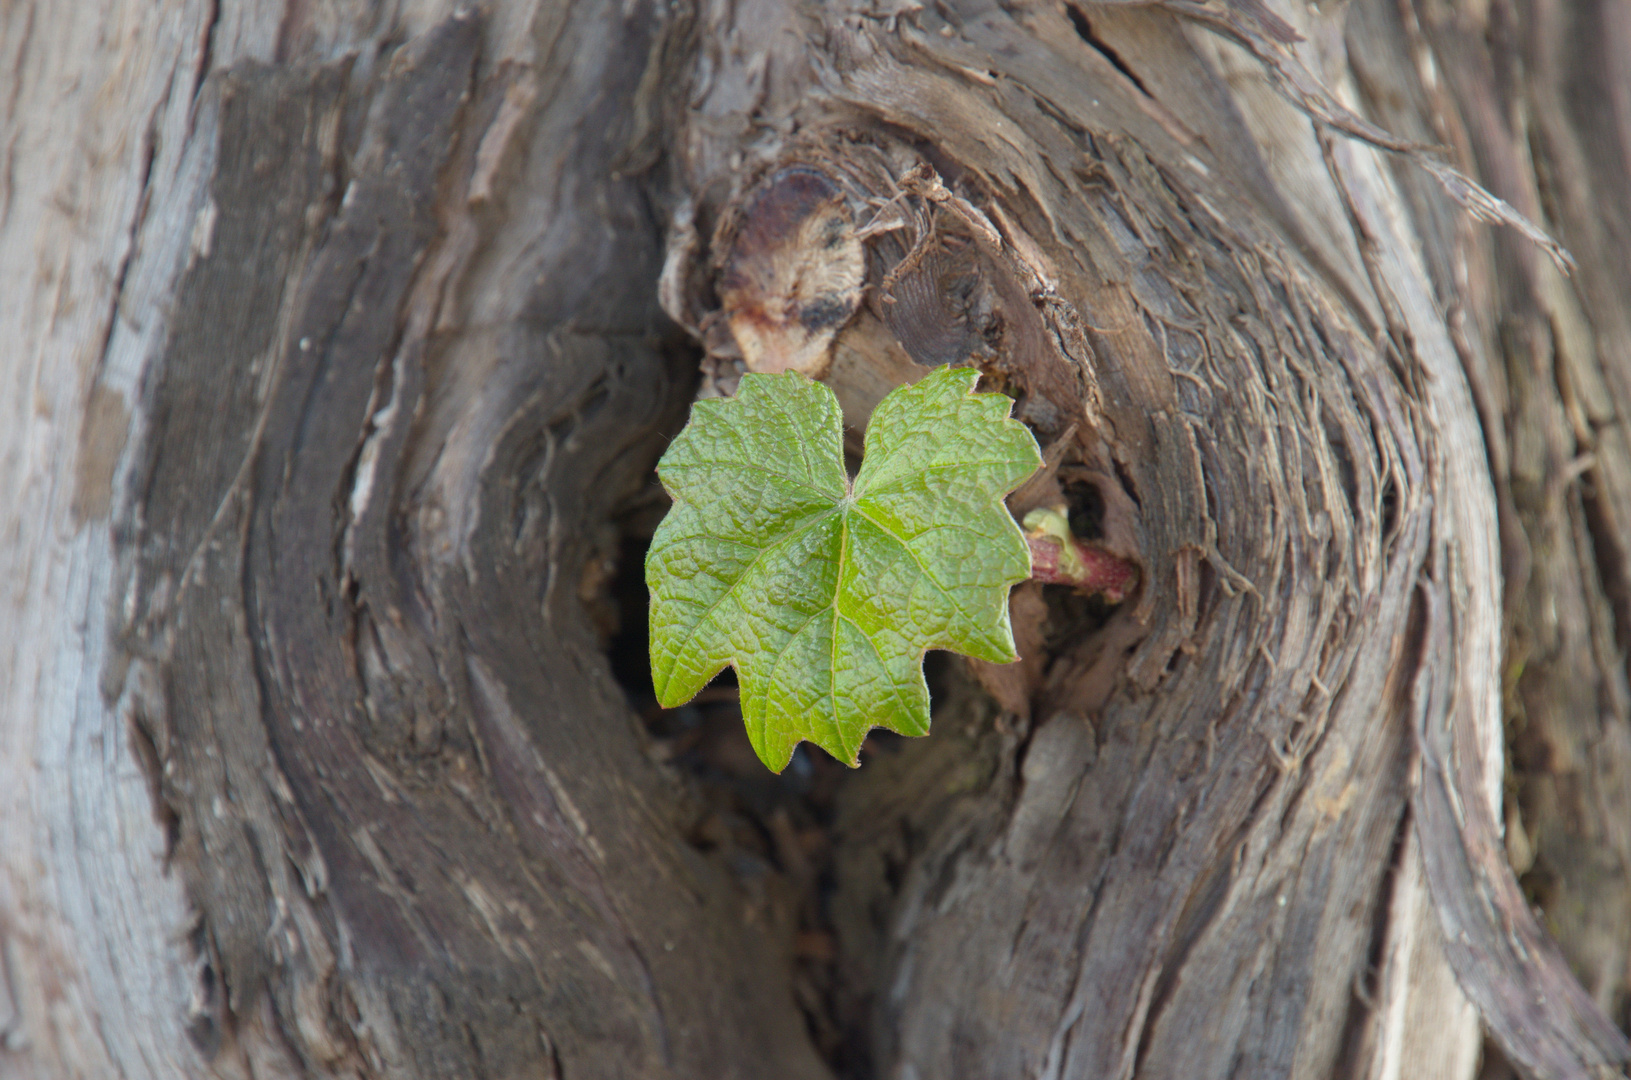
xmin=113 ymin=5 xmax=827 ymax=1078
xmin=1428 ymin=0 xmax=1631 ymax=1068
xmin=2 ymin=0 xmax=1628 ymax=1078
xmin=4 ymin=2 xmax=827 ymax=1077
xmin=666 ymin=1 xmax=1627 ymax=1077
xmin=1 ymin=3 xmax=227 ymax=1077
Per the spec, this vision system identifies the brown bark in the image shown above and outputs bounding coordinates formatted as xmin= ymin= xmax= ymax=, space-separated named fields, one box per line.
xmin=2 ymin=1 xmax=1629 ymax=1079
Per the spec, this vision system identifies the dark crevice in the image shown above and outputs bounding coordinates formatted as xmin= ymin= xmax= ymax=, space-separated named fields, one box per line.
xmin=598 ymin=450 xmax=868 ymax=1077
xmin=547 ymin=1031 xmax=565 ymax=1080
xmin=587 ymin=315 xmax=1138 ymax=1078
xmin=1066 ymin=5 xmax=1154 ymax=99
xmin=1332 ymin=801 xmax=1413 ymax=1080
xmin=182 ymin=938 xmax=219 ymax=1055
xmin=593 ymin=372 xmax=1070 ymax=1078
xmin=1134 ymin=845 xmax=1238 ymax=1072
xmin=1319 ymin=403 xmax=1360 ymax=523
xmin=90 ymin=105 xmax=161 ymax=388
xmin=1379 ymin=474 xmax=1399 ymax=544
xmin=191 ymin=0 xmax=221 ymax=108
xmin=1063 ymin=472 xmax=1107 ymax=540
xmin=124 ymin=703 xmax=183 ymax=862
xmin=1112 ymin=453 xmax=1143 ymax=510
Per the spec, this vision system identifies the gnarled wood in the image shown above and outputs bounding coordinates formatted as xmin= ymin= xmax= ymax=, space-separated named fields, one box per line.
xmin=2 ymin=1 xmax=1628 ymax=1078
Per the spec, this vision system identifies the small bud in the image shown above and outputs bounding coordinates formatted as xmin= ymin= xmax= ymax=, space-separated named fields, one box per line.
xmin=1023 ymin=506 xmax=1138 ymax=602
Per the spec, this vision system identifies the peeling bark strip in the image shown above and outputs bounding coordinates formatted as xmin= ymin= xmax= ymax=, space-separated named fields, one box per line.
xmin=4 ymin=0 xmax=1627 ymax=1078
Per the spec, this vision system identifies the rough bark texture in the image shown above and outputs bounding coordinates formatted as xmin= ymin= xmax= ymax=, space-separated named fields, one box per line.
xmin=1 ymin=1 xmax=1628 ymax=1080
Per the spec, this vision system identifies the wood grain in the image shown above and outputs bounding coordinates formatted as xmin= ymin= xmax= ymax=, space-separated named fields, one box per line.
xmin=3 ymin=0 xmax=1627 ymax=1077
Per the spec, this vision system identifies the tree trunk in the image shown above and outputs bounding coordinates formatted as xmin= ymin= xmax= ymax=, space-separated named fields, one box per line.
xmin=2 ymin=1 xmax=1628 ymax=1079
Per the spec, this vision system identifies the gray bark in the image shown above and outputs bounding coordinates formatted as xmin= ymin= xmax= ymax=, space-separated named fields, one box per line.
xmin=1 ymin=1 xmax=1628 ymax=1079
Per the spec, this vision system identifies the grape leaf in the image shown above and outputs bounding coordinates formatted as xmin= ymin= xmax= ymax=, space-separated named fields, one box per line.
xmin=646 ymin=365 xmax=1042 ymax=771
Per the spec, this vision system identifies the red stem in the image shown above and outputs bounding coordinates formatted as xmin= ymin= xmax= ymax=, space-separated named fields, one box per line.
xmin=1027 ymin=534 xmax=1139 ymax=603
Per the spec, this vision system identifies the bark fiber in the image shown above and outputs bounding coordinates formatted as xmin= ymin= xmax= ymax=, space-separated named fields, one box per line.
xmin=1 ymin=1 xmax=1629 ymax=1079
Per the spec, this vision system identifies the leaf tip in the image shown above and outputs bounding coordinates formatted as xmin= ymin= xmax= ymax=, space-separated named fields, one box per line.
xmin=748 ymin=726 xmax=800 ymax=774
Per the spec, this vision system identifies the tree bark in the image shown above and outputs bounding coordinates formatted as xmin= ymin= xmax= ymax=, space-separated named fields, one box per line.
xmin=1 ymin=1 xmax=1628 ymax=1079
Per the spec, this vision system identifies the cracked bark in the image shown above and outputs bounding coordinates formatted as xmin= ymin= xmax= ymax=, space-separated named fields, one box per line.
xmin=2 ymin=1 xmax=1629 ymax=1079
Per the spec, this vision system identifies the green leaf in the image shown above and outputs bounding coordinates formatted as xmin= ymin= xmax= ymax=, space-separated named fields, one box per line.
xmin=646 ymin=366 xmax=1042 ymax=771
